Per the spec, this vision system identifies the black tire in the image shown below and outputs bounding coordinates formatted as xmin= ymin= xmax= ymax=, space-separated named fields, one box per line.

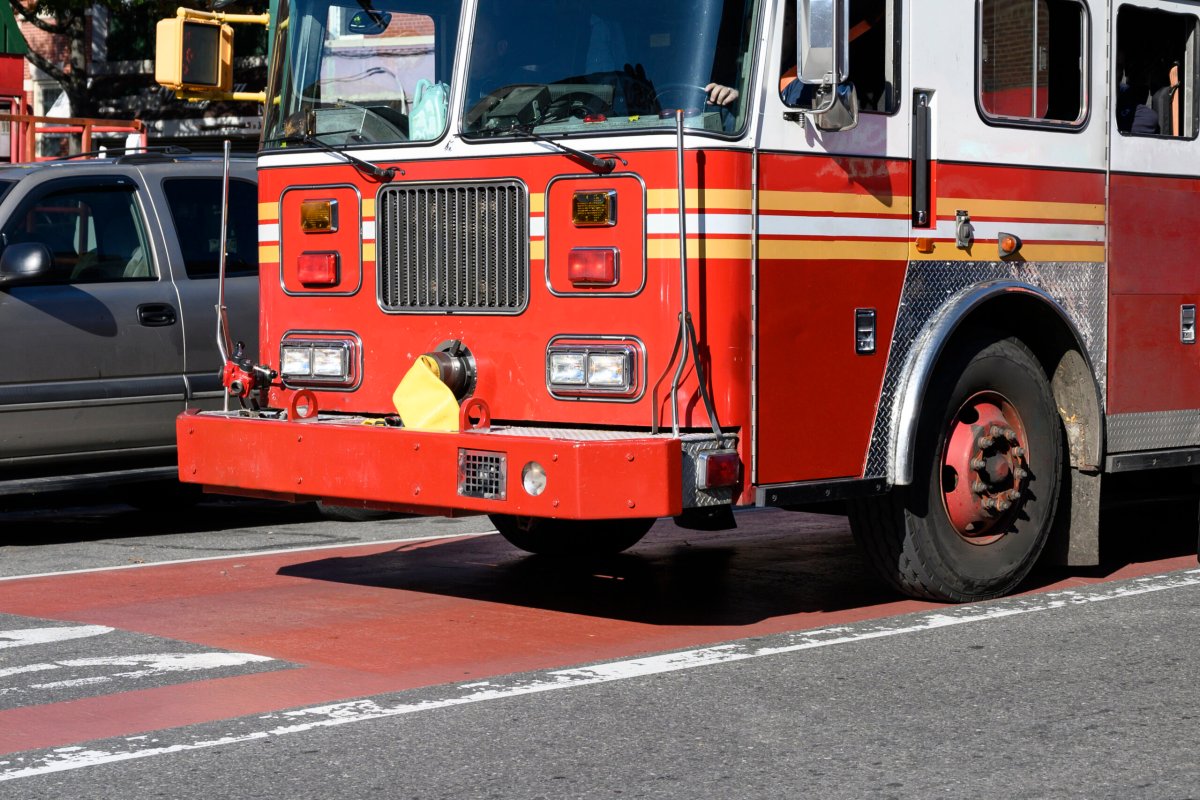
xmin=849 ymin=336 xmax=1063 ymax=602
xmin=489 ymin=514 xmax=655 ymax=556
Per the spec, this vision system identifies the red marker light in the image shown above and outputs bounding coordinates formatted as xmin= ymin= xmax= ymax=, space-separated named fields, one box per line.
xmin=697 ymin=451 xmax=740 ymax=490
xmin=297 ymin=252 xmax=338 ymax=285
xmin=566 ymin=247 xmax=618 ymax=286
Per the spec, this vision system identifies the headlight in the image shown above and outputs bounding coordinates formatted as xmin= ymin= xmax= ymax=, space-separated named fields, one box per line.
xmin=280 ymin=338 xmax=355 ymax=386
xmin=546 ymin=344 xmax=636 ymax=396
xmin=587 ymin=353 xmax=628 ymax=387
xmin=313 ymin=346 xmax=347 ymax=377
xmin=548 ymin=352 xmax=586 ymax=385
xmin=281 ymin=346 xmax=312 ymax=377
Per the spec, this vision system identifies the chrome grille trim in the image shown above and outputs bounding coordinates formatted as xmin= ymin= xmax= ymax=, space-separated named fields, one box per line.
xmin=378 ymin=180 xmax=529 ymax=314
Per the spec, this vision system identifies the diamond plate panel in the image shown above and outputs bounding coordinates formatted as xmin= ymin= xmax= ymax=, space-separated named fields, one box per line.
xmin=680 ymin=434 xmax=740 ymax=508
xmin=1107 ymin=410 xmax=1200 ymax=452
xmin=865 ymin=261 xmax=1108 ymax=480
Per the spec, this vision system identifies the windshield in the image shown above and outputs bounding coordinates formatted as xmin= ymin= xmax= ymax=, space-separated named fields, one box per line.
xmin=265 ymin=0 xmax=463 ymax=147
xmin=462 ymin=0 xmax=758 ymax=138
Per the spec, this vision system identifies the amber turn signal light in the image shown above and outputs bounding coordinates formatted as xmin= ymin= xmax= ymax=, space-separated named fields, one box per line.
xmin=998 ymin=232 xmax=1023 ymax=259
xmin=300 ymin=199 xmax=338 ymax=232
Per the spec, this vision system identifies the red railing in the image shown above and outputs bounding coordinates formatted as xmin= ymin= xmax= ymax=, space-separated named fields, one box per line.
xmin=0 ymin=113 xmax=147 ymax=162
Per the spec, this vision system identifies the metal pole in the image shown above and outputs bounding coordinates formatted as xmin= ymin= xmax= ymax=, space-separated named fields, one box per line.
xmin=669 ymin=109 xmax=690 ymax=437
xmin=217 ymin=140 xmax=233 ymax=411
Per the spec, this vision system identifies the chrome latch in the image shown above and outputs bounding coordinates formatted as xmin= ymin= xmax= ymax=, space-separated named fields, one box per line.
xmin=1182 ymin=304 xmax=1196 ymax=344
xmin=855 ymin=308 xmax=877 ymax=355
xmin=955 ymin=210 xmax=974 ymax=250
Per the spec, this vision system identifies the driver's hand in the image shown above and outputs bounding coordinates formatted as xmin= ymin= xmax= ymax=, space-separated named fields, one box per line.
xmin=705 ymin=83 xmax=739 ymax=106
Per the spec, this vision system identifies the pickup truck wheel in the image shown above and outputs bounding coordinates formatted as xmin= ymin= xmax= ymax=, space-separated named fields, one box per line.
xmin=849 ymin=336 xmax=1062 ymax=602
xmin=489 ymin=514 xmax=655 ymax=556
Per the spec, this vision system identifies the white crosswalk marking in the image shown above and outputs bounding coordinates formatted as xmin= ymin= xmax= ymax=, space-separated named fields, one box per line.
xmin=0 ymin=626 xmax=114 ymax=649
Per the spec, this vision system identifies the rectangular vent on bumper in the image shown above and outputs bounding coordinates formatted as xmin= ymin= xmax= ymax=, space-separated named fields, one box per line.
xmin=458 ymin=449 xmax=507 ymax=500
xmin=378 ymin=181 xmax=529 ymax=313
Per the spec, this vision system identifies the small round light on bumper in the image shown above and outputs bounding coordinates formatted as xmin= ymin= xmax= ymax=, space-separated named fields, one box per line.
xmin=521 ymin=461 xmax=547 ymax=496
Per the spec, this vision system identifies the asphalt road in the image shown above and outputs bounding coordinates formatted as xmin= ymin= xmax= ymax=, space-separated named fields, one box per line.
xmin=0 ymin=495 xmax=1197 ymax=799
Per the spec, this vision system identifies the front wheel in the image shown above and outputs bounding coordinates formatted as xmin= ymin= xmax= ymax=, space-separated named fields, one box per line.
xmin=489 ymin=514 xmax=655 ymax=557
xmin=850 ymin=336 xmax=1063 ymax=602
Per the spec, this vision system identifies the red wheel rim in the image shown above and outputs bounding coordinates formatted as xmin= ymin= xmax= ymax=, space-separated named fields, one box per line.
xmin=940 ymin=391 xmax=1030 ymax=544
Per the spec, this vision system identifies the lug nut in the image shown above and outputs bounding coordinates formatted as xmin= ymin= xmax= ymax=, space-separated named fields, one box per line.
xmin=996 ymin=499 xmax=1012 ymax=512
xmin=978 ymin=436 xmax=994 ymax=449
xmin=1012 ymin=447 xmax=1025 ymax=458
xmin=971 ymin=458 xmax=986 ymax=470
xmin=1004 ymin=428 xmax=1019 ymax=442
xmin=1015 ymin=468 xmax=1028 ymax=479
xmin=971 ymin=481 xmax=987 ymax=494
xmin=1008 ymin=489 xmax=1021 ymax=501
xmin=990 ymin=425 xmax=1006 ymax=438
xmin=981 ymin=497 xmax=996 ymax=510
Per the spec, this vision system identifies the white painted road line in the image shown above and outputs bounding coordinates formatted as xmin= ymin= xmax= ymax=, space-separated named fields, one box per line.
xmin=3 ymin=568 xmax=1199 ymax=782
xmin=0 ymin=653 xmax=276 ymax=695
xmin=0 ymin=626 xmax=114 ymax=649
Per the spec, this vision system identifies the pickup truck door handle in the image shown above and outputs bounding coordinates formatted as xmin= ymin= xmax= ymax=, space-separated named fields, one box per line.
xmin=137 ymin=303 xmax=177 ymax=327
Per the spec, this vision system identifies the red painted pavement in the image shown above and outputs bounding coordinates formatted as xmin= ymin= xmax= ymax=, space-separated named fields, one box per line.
xmin=0 ymin=508 xmax=1193 ymax=753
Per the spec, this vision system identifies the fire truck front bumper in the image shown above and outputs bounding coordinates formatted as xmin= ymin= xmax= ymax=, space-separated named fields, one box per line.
xmin=177 ymin=410 xmax=686 ymax=519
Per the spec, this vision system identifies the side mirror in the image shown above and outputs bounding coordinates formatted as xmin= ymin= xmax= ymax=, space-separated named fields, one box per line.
xmin=796 ymin=0 xmax=847 ymax=86
xmin=782 ymin=79 xmax=859 ymax=131
xmin=0 ymin=242 xmax=54 ymax=287
xmin=814 ymin=81 xmax=859 ymax=131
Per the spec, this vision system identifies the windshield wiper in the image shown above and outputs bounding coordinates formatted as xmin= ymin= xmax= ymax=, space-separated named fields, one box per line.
xmin=266 ymin=125 xmax=397 ymax=182
xmin=300 ymin=133 xmax=397 ymax=182
xmin=507 ymin=125 xmax=616 ymax=174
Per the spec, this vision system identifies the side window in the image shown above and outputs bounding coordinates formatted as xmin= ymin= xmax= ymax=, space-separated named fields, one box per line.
xmin=978 ymin=0 xmax=1087 ymax=127
xmin=162 ymin=177 xmax=259 ymax=279
xmin=781 ymin=0 xmax=901 ymax=114
xmin=1116 ymin=6 xmax=1198 ymax=138
xmin=3 ymin=183 xmax=153 ymax=284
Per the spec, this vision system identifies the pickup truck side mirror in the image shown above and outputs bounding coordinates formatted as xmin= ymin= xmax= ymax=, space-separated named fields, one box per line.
xmin=0 ymin=242 xmax=54 ymax=287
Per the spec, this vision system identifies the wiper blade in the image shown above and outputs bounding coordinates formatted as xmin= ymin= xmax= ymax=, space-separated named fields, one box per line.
xmin=267 ymin=130 xmax=397 ymax=182
xmin=508 ymin=125 xmax=616 ymax=174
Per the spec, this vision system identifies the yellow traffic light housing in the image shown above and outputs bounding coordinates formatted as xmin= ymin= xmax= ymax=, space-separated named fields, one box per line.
xmin=155 ymin=16 xmax=232 ymax=92
xmin=154 ymin=8 xmax=269 ymax=103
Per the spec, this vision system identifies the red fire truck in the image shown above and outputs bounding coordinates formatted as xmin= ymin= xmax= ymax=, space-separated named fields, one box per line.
xmin=172 ymin=0 xmax=1198 ymax=602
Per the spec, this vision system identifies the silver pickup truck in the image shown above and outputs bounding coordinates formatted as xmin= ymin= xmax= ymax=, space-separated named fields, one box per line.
xmin=0 ymin=151 xmax=257 ymax=501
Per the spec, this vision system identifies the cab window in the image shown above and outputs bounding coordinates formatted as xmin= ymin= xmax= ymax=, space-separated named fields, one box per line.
xmin=780 ymin=0 xmax=901 ymax=114
xmin=978 ymin=0 xmax=1088 ymax=127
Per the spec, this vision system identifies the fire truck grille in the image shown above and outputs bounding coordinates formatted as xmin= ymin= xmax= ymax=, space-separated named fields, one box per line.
xmin=457 ymin=448 xmax=507 ymax=500
xmin=378 ymin=182 xmax=528 ymax=313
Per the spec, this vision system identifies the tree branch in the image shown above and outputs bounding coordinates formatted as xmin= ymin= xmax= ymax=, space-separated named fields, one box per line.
xmin=9 ymin=1 xmax=75 ymax=36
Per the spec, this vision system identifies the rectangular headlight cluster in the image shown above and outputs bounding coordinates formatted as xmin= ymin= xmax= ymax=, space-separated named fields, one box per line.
xmin=280 ymin=339 xmax=353 ymax=384
xmin=547 ymin=346 xmax=635 ymax=395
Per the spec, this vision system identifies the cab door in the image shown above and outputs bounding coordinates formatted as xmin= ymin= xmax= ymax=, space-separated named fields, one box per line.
xmin=0 ymin=174 xmax=186 ymax=463
xmin=754 ymin=0 xmax=910 ymax=487
xmin=1105 ymin=1 xmax=1200 ymax=452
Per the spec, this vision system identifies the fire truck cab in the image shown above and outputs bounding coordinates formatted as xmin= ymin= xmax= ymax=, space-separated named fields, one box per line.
xmin=177 ymin=0 xmax=1200 ymax=602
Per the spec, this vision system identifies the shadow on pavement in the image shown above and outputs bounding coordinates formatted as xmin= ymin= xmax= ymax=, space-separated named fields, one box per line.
xmin=277 ymin=501 xmax=1199 ymax=626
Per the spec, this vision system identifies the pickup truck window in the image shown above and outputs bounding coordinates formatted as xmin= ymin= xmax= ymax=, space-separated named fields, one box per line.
xmin=162 ymin=177 xmax=259 ymax=279
xmin=3 ymin=183 xmax=153 ymax=284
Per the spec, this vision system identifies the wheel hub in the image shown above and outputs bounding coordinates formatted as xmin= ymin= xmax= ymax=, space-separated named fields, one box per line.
xmin=941 ymin=392 xmax=1029 ymax=543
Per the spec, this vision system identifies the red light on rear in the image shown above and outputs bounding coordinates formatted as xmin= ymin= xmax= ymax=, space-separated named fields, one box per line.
xmin=697 ymin=451 xmax=740 ymax=490
xmin=566 ymin=247 xmax=618 ymax=286
xmin=297 ymin=252 xmax=338 ymax=285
